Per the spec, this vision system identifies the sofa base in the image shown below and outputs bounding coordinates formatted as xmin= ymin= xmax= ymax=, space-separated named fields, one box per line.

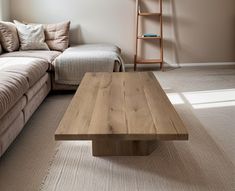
xmin=0 ymin=73 xmax=51 ymax=157
xmin=51 ymin=72 xmax=78 ymax=91
xmin=0 ymin=112 xmax=24 ymax=156
xmin=24 ymin=74 xmax=51 ymax=122
xmin=0 ymin=97 xmax=26 ymax=135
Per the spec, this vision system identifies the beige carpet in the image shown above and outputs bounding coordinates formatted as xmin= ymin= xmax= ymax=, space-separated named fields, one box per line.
xmin=40 ymin=94 xmax=234 ymax=191
xmin=0 ymin=94 xmax=73 ymax=191
xmin=0 ymin=65 xmax=234 ymax=191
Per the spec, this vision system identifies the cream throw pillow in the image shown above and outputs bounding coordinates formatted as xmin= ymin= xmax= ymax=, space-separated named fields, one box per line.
xmin=0 ymin=21 xmax=20 ymax=52
xmin=14 ymin=20 xmax=49 ymax=51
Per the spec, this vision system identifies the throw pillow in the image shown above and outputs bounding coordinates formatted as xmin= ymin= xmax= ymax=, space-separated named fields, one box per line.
xmin=0 ymin=21 xmax=20 ymax=52
xmin=43 ymin=21 xmax=70 ymax=51
xmin=14 ymin=20 xmax=49 ymax=51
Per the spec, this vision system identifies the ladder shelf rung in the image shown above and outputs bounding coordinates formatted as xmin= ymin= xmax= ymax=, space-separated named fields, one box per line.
xmin=138 ymin=12 xmax=161 ymax=16
xmin=137 ymin=36 xmax=161 ymax=40
xmin=136 ymin=59 xmax=162 ymax=64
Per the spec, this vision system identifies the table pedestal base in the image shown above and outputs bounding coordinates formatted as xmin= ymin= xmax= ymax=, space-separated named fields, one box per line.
xmin=92 ymin=140 xmax=158 ymax=156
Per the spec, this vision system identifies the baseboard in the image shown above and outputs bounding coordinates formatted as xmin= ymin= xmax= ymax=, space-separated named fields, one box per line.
xmin=177 ymin=62 xmax=235 ymax=67
xmin=125 ymin=62 xmax=235 ymax=69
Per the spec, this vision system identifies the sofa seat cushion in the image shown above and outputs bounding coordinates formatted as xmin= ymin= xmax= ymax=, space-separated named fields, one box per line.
xmin=52 ymin=44 xmax=124 ymax=85
xmin=0 ymin=57 xmax=49 ymax=87
xmin=0 ymin=72 xmax=29 ymax=119
xmin=0 ymin=50 xmax=61 ymax=64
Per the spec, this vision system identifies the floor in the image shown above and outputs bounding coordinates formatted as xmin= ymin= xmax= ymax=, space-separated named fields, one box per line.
xmin=0 ymin=65 xmax=234 ymax=191
xmin=155 ymin=65 xmax=235 ymax=163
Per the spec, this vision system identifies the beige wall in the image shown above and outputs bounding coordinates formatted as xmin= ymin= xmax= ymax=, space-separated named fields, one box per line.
xmin=0 ymin=0 xmax=10 ymax=20
xmin=9 ymin=0 xmax=235 ymax=64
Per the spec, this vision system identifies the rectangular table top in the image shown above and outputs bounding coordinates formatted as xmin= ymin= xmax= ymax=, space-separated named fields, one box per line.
xmin=55 ymin=72 xmax=188 ymax=141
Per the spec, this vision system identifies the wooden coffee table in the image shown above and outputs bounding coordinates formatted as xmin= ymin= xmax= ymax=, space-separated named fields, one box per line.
xmin=55 ymin=72 xmax=188 ymax=156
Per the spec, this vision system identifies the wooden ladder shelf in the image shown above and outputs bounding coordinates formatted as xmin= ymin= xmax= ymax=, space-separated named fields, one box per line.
xmin=134 ymin=0 xmax=163 ymax=71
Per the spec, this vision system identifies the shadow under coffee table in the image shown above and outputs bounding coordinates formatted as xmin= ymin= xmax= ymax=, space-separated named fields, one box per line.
xmin=55 ymin=72 xmax=188 ymax=156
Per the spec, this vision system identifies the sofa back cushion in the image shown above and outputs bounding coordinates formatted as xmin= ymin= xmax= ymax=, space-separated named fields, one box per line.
xmin=14 ymin=20 xmax=49 ymax=51
xmin=44 ymin=21 xmax=70 ymax=52
xmin=0 ymin=21 xmax=20 ymax=52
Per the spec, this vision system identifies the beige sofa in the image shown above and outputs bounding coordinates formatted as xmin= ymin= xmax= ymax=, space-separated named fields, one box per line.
xmin=0 ymin=48 xmax=123 ymax=157
xmin=0 ymin=50 xmax=61 ymax=156
xmin=0 ymin=21 xmax=124 ymax=157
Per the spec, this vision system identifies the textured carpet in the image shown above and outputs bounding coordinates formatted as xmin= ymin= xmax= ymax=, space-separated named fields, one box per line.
xmin=0 ymin=65 xmax=234 ymax=191
xmin=40 ymin=66 xmax=235 ymax=191
xmin=0 ymin=94 xmax=73 ymax=191
xmin=40 ymin=95 xmax=234 ymax=191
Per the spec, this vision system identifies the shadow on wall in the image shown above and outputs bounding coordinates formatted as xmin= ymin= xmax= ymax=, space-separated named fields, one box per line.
xmin=69 ymin=24 xmax=82 ymax=45
xmin=164 ymin=0 xmax=197 ymax=66
xmin=20 ymin=0 xmax=194 ymax=66
xmin=71 ymin=0 xmax=235 ymax=64
xmin=166 ymin=0 xmax=180 ymax=65
xmin=1 ymin=0 xmax=10 ymax=21
xmin=135 ymin=0 xmax=191 ymax=67
xmin=233 ymin=17 xmax=235 ymax=56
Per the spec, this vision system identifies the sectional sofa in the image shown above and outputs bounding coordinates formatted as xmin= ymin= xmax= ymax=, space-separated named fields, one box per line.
xmin=0 ymin=21 xmax=123 ymax=157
